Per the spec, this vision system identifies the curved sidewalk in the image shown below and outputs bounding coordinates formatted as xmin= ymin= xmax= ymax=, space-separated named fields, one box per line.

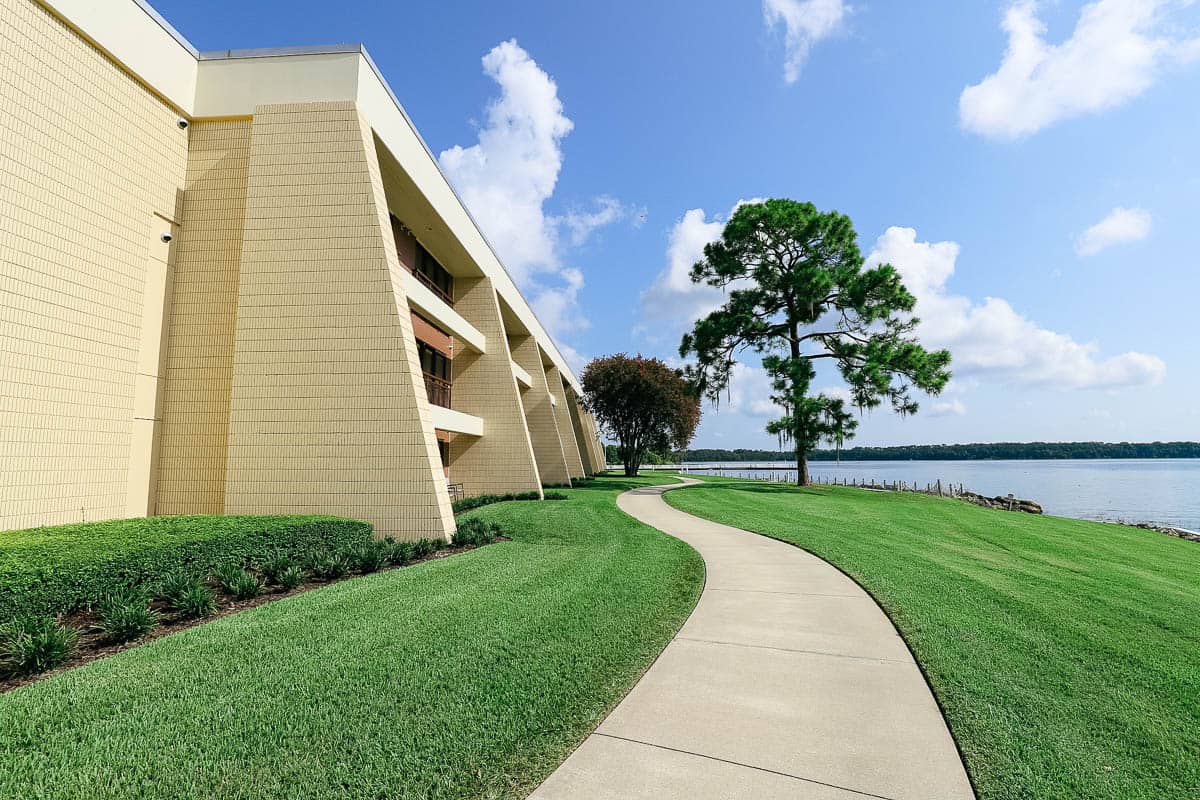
xmin=529 ymin=479 xmax=974 ymax=800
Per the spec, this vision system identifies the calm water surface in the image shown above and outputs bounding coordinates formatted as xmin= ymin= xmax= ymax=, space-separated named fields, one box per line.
xmin=685 ymin=459 xmax=1200 ymax=531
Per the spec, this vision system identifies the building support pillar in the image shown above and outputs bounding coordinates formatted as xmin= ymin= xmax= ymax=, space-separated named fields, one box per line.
xmin=509 ymin=336 xmax=572 ymax=487
xmin=448 ymin=277 xmax=542 ymax=496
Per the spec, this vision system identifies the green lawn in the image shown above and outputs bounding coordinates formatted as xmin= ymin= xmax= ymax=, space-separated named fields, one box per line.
xmin=0 ymin=476 xmax=702 ymax=800
xmin=665 ymin=477 xmax=1200 ymax=800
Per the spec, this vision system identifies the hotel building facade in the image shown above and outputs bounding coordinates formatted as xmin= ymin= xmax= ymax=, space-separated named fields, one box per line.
xmin=1 ymin=0 xmax=607 ymax=539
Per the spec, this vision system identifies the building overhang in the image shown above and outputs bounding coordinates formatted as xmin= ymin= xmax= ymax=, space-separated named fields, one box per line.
xmin=36 ymin=0 xmax=585 ymax=395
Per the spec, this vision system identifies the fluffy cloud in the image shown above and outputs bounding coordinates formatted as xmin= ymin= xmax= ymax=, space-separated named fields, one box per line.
xmin=763 ymin=0 xmax=848 ymax=83
xmin=868 ymin=226 xmax=1166 ymax=389
xmin=960 ymin=0 xmax=1200 ymax=139
xmin=929 ymin=399 xmax=968 ymax=417
xmin=439 ymin=40 xmax=632 ymax=338
xmin=637 ymin=201 xmax=766 ymax=341
xmin=1075 ymin=206 xmax=1152 ymax=256
xmin=638 ymin=208 xmax=727 ymax=336
xmin=725 ymin=363 xmax=781 ymax=417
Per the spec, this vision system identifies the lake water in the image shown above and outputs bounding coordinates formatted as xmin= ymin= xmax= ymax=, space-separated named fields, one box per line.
xmin=683 ymin=459 xmax=1200 ymax=532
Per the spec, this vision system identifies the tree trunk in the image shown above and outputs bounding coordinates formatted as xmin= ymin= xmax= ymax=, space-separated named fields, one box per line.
xmin=796 ymin=446 xmax=810 ymax=486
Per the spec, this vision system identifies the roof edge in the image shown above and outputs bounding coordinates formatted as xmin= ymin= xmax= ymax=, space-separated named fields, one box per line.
xmin=132 ymin=0 xmax=198 ymax=58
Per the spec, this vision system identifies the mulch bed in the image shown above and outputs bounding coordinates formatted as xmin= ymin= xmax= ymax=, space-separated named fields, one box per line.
xmin=1 ymin=538 xmax=503 ymax=694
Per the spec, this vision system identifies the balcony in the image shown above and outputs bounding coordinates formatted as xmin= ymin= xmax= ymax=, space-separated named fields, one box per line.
xmin=414 ymin=268 xmax=453 ymax=306
xmin=424 ymin=372 xmax=452 ymax=408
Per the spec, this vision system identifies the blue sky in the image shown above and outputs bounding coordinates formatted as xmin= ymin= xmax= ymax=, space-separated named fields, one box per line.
xmin=156 ymin=0 xmax=1200 ymax=449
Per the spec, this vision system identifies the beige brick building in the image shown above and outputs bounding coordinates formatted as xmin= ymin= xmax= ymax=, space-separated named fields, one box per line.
xmin=0 ymin=0 xmax=605 ymax=539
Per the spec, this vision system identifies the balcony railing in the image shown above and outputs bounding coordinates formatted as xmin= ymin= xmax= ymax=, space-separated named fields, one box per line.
xmin=415 ymin=270 xmax=454 ymax=306
xmin=424 ymin=372 xmax=452 ymax=408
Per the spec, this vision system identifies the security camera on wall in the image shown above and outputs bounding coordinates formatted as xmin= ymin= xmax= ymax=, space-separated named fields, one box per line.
xmin=160 ymin=232 xmax=173 ymax=244
xmin=176 ymin=117 xmax=189 ymax=129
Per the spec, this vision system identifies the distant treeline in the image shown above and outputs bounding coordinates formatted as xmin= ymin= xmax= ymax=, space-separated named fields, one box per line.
xmin=682 ymin=442 xmax=1200 ymax=462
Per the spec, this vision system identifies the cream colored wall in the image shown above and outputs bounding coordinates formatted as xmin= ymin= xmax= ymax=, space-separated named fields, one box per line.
xmin=154 ymin=119 xmax=251 ymax=515
xmin=509 ymin=335 xmax=572 ymax=487
xmin=565 ymin=394 xmax=598 ymax=476
xmin=447 ymin=278 xmax=543 ymax=496
xmin=0 ymin=0 xmax=188 ymax=530
xmin=221 ymin=102 xmax=453 ymax=540
xmin=35 ymin=0 xmax=198 ymax=114
xmin=545 ymin=365 xmax=586 ymax=480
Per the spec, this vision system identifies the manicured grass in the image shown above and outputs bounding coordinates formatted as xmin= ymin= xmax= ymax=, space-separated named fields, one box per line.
xmin=0 ymin=476 xmax=702 ymax=800
xmin=665 ymin=477 xmax=1200 ymax=800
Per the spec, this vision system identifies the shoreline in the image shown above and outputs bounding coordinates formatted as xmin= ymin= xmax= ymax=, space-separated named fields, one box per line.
xmin=646 ymin=466 xmax=1200 ymax=544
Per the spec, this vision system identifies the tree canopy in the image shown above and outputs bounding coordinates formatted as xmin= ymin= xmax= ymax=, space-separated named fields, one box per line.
xmin=680 ymin=199 xmax=951 ymax=484
xmin=581 ymin=354 xmax=700 ymax=477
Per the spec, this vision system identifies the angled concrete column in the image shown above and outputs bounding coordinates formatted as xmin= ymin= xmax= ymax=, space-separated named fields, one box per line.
xmin=449 ymin=277 xmax=542 ymax=496
xmin=585 ymin=412 xmax=608 ymax=470
xmin=566 ymin=392 xmax=598 ymax=476
xmin=157 ymin=119 xmax=250 ymax=516
xmin=510 ymin=336 xmax=572 ymax=487
xmin=223 ymin=102 xmax=453 ymax=540
xmin=545 ymin=365 xmax=586 ymax=479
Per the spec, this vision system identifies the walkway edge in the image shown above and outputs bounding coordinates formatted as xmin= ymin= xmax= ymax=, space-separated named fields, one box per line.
xmin=528 ymin=477 xmax=975 ymax=800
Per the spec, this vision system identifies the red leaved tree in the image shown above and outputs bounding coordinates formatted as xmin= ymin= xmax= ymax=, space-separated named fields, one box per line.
xmin=581 ymin=354 xmax=701 ymax=477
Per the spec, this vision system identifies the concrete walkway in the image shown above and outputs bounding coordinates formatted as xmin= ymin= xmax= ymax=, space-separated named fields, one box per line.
xmin=529 ymin=479 xmax=974 ymax=800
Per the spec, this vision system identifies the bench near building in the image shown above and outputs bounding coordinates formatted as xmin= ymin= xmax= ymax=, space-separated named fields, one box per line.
xmin=0 ymin=0 xmax=607 ymax=539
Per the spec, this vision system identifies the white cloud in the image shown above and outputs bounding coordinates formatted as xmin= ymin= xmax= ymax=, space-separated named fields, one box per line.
xmin=960 ymin=0 xmax=1200 ymax=139
xmin=439 ymin=40 xmax=569 ymax=280
xmin=639 ymin=208 xmax=727 ymax=335
xmin=725 ymin=363 xmax=780 ymax=417
xmin=930 ymin=399 xmax=968 ymax=417
xmin=637 ymin=200 xmax=766 ymax=341
xmin=531 ymin=267 xmax=588 ymax=337
xmin=1075 ymin=206 xmax=1152 ymax=256
xmin=560 ymin=196 xmax=640 ymax=247
xmin=816 ymin=385 xmax=854 ymax=404
xmin=556 ymin=342 xmax=588 ymax=374
xmin=868 ymin=226 xmax=1166 ymax=390
xmin=763 ymin=0 xmax=848 ymax=83
xmin=439 ymin=40 xmax=632 ymax=339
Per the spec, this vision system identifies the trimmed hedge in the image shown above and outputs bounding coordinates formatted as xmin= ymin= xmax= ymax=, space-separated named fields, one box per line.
xmin=451 ymin=491 xmax=568 ymax=514
xmin=0 ymin=515 xmax=372 ymax=619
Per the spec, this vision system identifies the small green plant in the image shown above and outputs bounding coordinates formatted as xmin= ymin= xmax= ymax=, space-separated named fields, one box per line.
xmin=95 ymin=587 xmax=157 ymax=643
xmin=228 ymin=571 xmax=261 ymax=600
xmin=451 ymin=490 xmax=544 ymax=514
xmin=0 ymin=615 xmax=78 ymax=676
xmin=544 ymin=491 xmax=568 ymax=500
xmin=386 ymin=540 xmax=415 ymax=566
xmin=171 ymin=583 xmax=217 ymax=619
xmin=453 ymin=518 xmax=502 ymax=547
xmin=306 ymin=552 xmax=349 ymax=581
xmin=214 ymin=562 xmax=246 ymax=594
xmin=157 ymin=570 xmax=197 ymax=603
xmin=349 ymin=541 xmax=389 ymax=574
xmin=260 ymin=552 xmax=293 ymax=585
xmin=411 ymin=539 xmax=435 ymax=559
xmin=277 ymin=565 xmax=305 ymax=591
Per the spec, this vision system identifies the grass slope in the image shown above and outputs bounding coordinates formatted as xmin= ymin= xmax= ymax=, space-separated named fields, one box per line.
xmin=0 ymin=476 xmax=702 ymax=800
xmin=665 ymin=478 xmax=1200 ymax=800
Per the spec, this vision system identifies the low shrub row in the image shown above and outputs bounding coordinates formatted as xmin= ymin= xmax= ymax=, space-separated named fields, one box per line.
xmin=0 ymin=515 xmax=372 ymax=620
xmin=451 ymin=490 xmax=568 ymax=514
xmin=0 ymin=521 xmax=504 ymax=682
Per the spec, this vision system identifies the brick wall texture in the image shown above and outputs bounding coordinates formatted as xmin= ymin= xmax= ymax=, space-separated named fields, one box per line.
xmin=221 ymin=103 xmax=453 ymax=540
xmin=448 ymin=277 xmax=542 ymax=496
xmin=544 ymin=365 xmax=586 ymax=480
xmin=2 ymin=0 xmax=592 ymax=534
xmin=509 ymin=335 xmax=571 ymax=486
xmin=155 ymin=119 xmax=251 ymax=515
xmin=0 ymin=0 xmax=187 ymax=529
